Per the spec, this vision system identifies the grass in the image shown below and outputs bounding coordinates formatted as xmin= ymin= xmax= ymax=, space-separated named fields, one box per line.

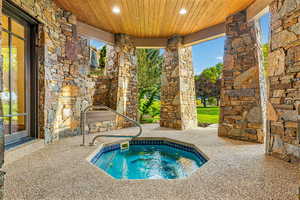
xmin=142 ymin=116 xmax=160 ymax=123
xmin=141 ymin=100 xmax=220 ymax=125
xmin=140 ymin=100 xmax=161 ymax=124
xmin=197 ymin=106 xmax=220 ymax=124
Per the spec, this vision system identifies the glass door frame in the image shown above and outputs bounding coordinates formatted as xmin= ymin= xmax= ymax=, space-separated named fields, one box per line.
xmin=2 ymin=0 xmax=39 ymax=144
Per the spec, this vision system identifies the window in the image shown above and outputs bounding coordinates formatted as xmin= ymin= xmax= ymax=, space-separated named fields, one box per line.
xmin=1 ymin=4 xmax=37 ymax=145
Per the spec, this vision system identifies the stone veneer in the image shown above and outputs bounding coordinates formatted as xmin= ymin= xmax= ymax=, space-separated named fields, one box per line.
xmin=86 ymin=35 xmax=138 ymax=132
xmin=0 ymin=0 xmax=97 ymax=142
xmin=160 ymin=36 xmax=197 ymax=130
xmin=92 ymin=76 xmax=111 ymax=107
xmin=0 ymin=0 xmax=139 ymax=162
xmin=267 ymin=0 xmax=300 ymax=161
xmin=219 ymin=10 xmax=266 ymax=143
xmin=105 ymin=35 xmax=138 ymax=128
xmin=0 ymin=0 xmax=97 ymax=197
xmin=39 ymin=10 xmax=94 ymax=141
xmin=0 ymin=3 xmax=297 ymax=200
xmin=88 ymin=76 xmax=116 ymax=133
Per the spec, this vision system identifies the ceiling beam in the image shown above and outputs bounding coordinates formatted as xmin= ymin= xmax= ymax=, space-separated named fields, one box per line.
xmin=182 ymin=23 xmax=225 ymax=46
xmin=77 ymin=21 xmax=115 ymax=45
xmin=133 ymin=37 xmax=168 ymax=48
xmin=77 ymin=21 xmax=226 ymax=48
xmin=246 ymin=0 xmax=272 ymax=21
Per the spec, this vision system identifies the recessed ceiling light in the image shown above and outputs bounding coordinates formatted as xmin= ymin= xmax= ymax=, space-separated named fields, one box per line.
xmin=179 ymin=8 xmax=187 ymax=15
xmin=112 ymin=6 xmax=120 ymax=14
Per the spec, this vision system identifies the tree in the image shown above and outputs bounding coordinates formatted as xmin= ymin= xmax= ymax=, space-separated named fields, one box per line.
xmin=262 ymin=43 xmax=269 ymax=73
xmin=195 ymin=75 xmax=211 ymax=107
xmin=99 ymin=45 xmax=107 ymax=68
xmin=137 ymin=49 xmax=163 ymax=121
xmin=195 ymin=63 xmax=223 ymax=107
xmin=90 ymin=45 xmax=106 ymax=76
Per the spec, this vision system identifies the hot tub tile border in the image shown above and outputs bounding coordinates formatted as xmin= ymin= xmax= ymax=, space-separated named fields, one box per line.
xmin=90 ymin=138 xmax=208 ymax=164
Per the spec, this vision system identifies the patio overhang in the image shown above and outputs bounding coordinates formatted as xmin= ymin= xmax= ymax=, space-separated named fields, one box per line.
xmin=55 ymin=0 xmax=270 ymax=47
xmin=77 ymin=21 xmax=226 ymax=48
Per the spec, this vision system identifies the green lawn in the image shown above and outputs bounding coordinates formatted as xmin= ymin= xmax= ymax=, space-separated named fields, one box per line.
xmin=142 ymin=116 xmax=160 ymax=123
xmin=197 ymin=106 xmax=220 ymax=124
xmin=141 ymin=103 xmax=220 ymax=125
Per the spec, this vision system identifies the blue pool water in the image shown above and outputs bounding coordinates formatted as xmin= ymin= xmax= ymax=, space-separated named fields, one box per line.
xmin=92 ymin=144 xmax=206 ymax=179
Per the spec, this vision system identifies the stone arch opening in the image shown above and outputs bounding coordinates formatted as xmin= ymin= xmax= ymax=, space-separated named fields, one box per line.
xmin=136 ymin=48 xmax=163 ymax=124
xmin=192 ymin=37 xmax=225 ymax=127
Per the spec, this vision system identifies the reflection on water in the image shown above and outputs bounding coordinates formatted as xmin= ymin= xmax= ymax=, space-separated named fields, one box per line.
xmin=94 ymin=145 xmax=205 ymax=179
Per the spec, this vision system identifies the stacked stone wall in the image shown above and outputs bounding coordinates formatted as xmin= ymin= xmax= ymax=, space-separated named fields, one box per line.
xmin=105 ymin=35 xmax=138 ymax=128
xmin=160 ymin=45 xmax=182 ymax=129
xmin=89 ymin=76 xmax=116 ymax=133
xmin=0 ymin=0 xmax=98 ymax=197
xmin=267 ymin=0 xmax=300 ymax=161
xmin=219 ymin=10 xmax=265 ymax=143
xmin=4 ymin=0 xmax=95 ymax=142
xmin=160 ymin=36 xmax=197 ymax=130
xmin=92 ymin=76 xmax=111 ymax=106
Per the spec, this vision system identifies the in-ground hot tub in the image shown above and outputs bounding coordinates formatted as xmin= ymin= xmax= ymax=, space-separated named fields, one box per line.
xmin=88 ymin=138 xmax=208 ymax=179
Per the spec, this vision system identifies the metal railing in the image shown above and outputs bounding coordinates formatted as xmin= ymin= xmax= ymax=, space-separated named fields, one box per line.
xmin=80 ymin=105 xmax=142 ymax=146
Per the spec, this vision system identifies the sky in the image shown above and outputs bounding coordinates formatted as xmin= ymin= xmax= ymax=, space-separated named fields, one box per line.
xmin=90 ymin=13 xmax=271 ymax=75
xmin=192 ymin=12 xmax=270 ymax=74
xmin=90 ymin=39 xmax=105 ymax=49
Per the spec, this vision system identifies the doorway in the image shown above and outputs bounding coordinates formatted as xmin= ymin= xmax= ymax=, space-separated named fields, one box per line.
xmin=2 ymin=1 xmax=38 ymax=146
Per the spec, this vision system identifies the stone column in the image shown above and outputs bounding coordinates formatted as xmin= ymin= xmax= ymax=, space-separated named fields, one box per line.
xmin=105 ymin=34 xmax=138 ymax=128
xmin=219 ymin=10 xmax=266 ymax=143
xmin=160 ymin=36 xmax=197 ymax=130
xmin=267 ymin=0 xmax=300 ymax=162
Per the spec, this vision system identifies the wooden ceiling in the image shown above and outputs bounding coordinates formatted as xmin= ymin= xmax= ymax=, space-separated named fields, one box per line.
xmin=55 ymin=0 xmax=255 ymax=38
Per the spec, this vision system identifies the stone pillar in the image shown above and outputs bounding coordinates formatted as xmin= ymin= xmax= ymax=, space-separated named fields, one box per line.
xmin=160 ymin=36 xmax=197 ymax=130
xmin=219 ymin=10 xmax=266 ymax=143
xmin=105 ymin=34 xmax=138 ymax=128
xmin=267 ymin=0 xmax=300 ymax=161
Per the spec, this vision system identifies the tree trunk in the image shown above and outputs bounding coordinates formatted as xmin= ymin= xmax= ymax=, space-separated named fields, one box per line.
xmin=139 ymin=113 xmax=144 ymax=122
xmin=203 ymin=98 xmax=207 ymax=108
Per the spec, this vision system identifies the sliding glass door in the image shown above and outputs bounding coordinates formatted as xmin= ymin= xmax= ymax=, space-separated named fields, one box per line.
xmin=2 ymin=12 xmax=31 ymax=144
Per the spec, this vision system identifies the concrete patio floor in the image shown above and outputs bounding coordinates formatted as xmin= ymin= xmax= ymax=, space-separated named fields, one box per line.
xmin=3 ymin=124 xmax=299 ymax=200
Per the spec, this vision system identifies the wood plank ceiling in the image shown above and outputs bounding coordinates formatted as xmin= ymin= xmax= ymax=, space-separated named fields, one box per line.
xmin=55 ymin=0 xmax=255 ymax=38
